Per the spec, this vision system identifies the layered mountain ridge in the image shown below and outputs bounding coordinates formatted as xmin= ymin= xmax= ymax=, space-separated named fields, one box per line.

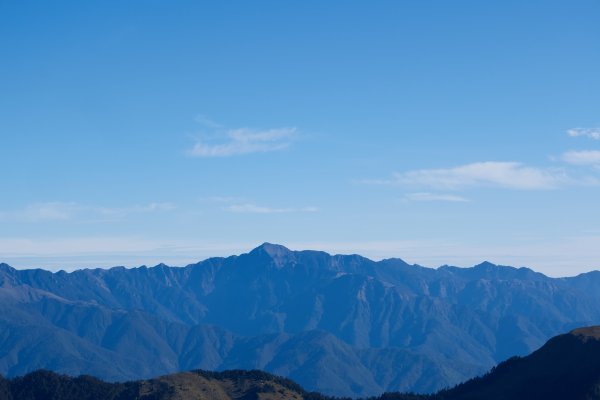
xmin=3 ymin=326 xmax=600 ymax=400
xmin=1 ymin=243 xmax=600 ymax=397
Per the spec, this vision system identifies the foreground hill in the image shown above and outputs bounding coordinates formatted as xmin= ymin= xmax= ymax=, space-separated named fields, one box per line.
xmin=0 ymin=369 xmax=310 ymax=400
xmin=3 ymin=326 xmax=600 ymax=400
xmin=431 ymin=326 xmax=600 ymax=400
xmin=1 ymin=243 xmax=600 ymax=396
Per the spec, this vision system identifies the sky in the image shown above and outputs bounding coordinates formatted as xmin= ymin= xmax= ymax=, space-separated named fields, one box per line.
xmin=1 ymin=0 xmax=600 ymax=276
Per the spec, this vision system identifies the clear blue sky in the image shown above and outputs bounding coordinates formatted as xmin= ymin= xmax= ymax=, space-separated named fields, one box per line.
xmin=1 ymin=0 xmax=600 ymax=276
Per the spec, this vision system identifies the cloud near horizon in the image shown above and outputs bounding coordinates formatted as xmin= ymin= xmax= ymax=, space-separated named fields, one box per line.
xmin=2 ymin=237 xmax=600 ymax=277
xmin=0 ymin=202 xmax=176 ymax=223
xmin=189 ymin=127 xmax=297 ymax=157
xmin=372 ymin=161 xmax=569 ymax=190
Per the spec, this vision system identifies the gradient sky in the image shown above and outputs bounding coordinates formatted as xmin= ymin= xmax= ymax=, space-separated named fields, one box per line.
xmin=1 ymin=0 xmax=600 ymax=276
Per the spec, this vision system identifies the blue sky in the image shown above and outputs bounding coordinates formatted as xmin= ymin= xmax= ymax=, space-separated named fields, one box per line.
xmin=1 ymin=0 xmax=600 ymax=276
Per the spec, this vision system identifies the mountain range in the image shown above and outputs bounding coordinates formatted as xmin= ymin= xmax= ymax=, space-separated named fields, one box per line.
xmin=3 ymin=326 xmax=600 ymax=400
xmin=1 ymin=243 xmax=600 ymax=397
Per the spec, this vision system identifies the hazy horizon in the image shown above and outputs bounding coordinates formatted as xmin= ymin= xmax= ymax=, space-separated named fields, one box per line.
xmin=2 ymin=241 xmax=598 ymax=279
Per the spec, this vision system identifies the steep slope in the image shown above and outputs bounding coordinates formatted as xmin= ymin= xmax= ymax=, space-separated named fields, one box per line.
xmin=1 ymin=244 xmax=600 ymax=396
xmin=433 ymin=326 xmax=600 ymax=400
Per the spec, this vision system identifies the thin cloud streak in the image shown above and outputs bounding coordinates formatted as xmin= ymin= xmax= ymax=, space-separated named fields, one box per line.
xmin=567 ymin=127 xmax=600 ymax=140
xmin=22 ymin=202 xmax=78 ymax=221
xmin=189 ymin=127 xmax=297 ymax=157
xmin=404 ymin=192 xmax=470 ymax=202
xmin=194 ymin=114 xmax=223 ymax=129
xmin=226 ymin=203 xmax=318 ymax=214
xmin=370 ymin=162 xmax=569 ymax=190
xmin=0 ymin=202 xmax=176 ymax=223
xmin=562 ymin=150 xmax=600 ymax=166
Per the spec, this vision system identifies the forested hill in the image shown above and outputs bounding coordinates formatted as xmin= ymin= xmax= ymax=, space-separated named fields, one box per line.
xmin=0 ymin=369 xmax=309 ymax=400
xmin=430 ymin=326 xmax=600 ymax=400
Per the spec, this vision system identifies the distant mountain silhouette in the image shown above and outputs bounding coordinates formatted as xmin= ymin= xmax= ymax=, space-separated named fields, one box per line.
xmin=1 ymin=244 xmax=600 ymax=397
xmin=3 ymin=326 xmax=600 ymax=399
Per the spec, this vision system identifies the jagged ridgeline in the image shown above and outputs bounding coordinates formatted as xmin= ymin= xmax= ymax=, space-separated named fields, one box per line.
xmin=1 ymin=244 xmax=600 ymax=397
xmin=2 ymin=327 xmax=600 ymax=400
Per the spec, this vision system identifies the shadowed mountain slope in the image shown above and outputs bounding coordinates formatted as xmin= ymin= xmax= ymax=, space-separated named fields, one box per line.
xmin=4 ymin=327 xmax=600 ymax=400
xmin=1 ymin=244 xmax=600 ymax=397
xmin=431 ymin=325 xmax=600 ymax=400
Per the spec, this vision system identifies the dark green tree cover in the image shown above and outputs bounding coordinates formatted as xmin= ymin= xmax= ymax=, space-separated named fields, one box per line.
xmin=0 ymin=364 xmax=598 ymax=400
xmin=3 ymin=370 xmax=139 ymax=400
xmin=430 ymin=331 xmax=600 ymax=400
xmin=377 ymin=329 xmax=600 ymax=400
xmin=0 ymin=374 xmax=11 ymax=400
xmin=0 ymin=369 xmax=428 ymax=400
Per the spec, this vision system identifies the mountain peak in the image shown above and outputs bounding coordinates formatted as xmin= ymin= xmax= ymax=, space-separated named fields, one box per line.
xmin=249 ymin=243 xmax=295 ymax=267
xmin=252 ymin=242 xmax=292 ymax=256
xmin=570 ymin=326 xmax=600 ymax=340
xmin=474 ymin=261 xmax=498 ymax=269
xmin=0 ymin=263 xmax=14 ymax=272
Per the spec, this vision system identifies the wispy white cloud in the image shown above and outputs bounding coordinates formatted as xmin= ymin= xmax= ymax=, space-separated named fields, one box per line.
xmin=404 ymin=192 xmax=470 ymax=202
xmin=98 ymin=202 xmax=176 ymax=218
xmin=200 ymin=196 xmax=318 ymax=214
xmin=201 ymin=196 xmax=244 ymax=204
xmin=194 ymin=114 xmax=223 ymax=129
xmin=20 ymin=202 xmax=79 ymax=221
xmin=370 ymin=162 xmax=569 ymax=190
xmin=0 ymin=202 xmax=176 ymax=223
xmin=567 ymin=127 xmax=600 ymax=140
xmin=189 ymin=127 xmax=297 ymax=157
xmin=226 ymin=203 xmax=318 ymax=214
xmin=562 ymin=150 xmax=600 ymax=166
